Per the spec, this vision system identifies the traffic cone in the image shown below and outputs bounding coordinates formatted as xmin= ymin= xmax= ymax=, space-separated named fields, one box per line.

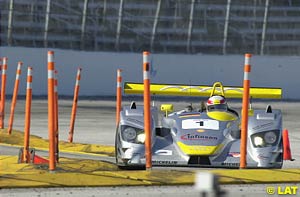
xmin=282 ymin=129 xmax=294 ymax=161
xmin=33 ymin=155 xmax=49 ymax=164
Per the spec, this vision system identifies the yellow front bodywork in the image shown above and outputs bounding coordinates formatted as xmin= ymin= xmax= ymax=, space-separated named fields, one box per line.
xmin=177 ymin=141 xmax=223 ymax=155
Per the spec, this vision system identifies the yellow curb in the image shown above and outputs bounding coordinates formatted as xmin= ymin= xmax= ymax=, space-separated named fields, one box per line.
xmin=212 ymin=169 xmax=300 ymax=184
xmin=1 ymin=129 xmax=300 ymax=188
xmin=0 ymin=129 xmax=114 ymax=157
xmin=1 ymin=155 xmax=300 ymax=189
xmin=0 ymin=143 xmax=111 ymax=158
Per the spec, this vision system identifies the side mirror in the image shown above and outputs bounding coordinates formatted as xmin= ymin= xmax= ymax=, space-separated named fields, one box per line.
xmin=248 ymin=109 xmax=254 ymax=116
xmin=160 ymin=104 xmax=173 ymax=116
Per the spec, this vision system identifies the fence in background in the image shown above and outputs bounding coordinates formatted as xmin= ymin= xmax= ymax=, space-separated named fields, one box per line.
xmin=0 ymin=0 xmax=300 ymax=55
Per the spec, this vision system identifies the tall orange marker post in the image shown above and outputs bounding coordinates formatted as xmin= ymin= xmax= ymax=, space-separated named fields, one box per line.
xmin=48 ymin=51 xmax=56 ymax=171
xmin=0 ymin=58 xmax=2 ymax=100
xmin=8 ymin=61 xmax=23 ymax=134
xmin=240 ymin=53 xmax=252 ymax=169
xmin=0 ymin=57 xmax=8 ymax=129
xmin=54 ymin=70 xmax=59 ymax=162
xmin=22 ymin=67 xmax=33 ymax=163
xmin=116 ymin=69 xmax=122 ymax=126
xmin=68 ymin=68 xmax=82 ymax=143
xmin=143 ymin=51 xmax=152 ymax=170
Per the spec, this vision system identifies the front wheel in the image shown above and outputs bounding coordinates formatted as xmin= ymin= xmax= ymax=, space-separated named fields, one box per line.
xmin=272 ymin=137 xmax=283 ymax=169
xmin=115 ymin=126 xmax=122 ymax=166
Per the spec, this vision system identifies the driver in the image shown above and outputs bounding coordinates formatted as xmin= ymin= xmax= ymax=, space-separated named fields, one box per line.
xmin=206 ymin=95 xmax=228 ymax=111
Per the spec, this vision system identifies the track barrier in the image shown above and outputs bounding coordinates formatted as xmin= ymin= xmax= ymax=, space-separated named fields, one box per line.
xmin=143 ymin=51 xmax=152 ymax=170
xmin=18 ymin=148 xmax=34 ymax=163
xmin=47 ymin=51 xmax=56 ymax=171
xmin=18 ymin=148 xmax=49 ymax=164
xmin=33 ymin=154 xmax=49 ymax=164
xmin=0 ymin=57 xmax=8 ymax=129
xmin=116 ymin=69 xmax=122 ymax=126
xmin=68 ymin=67 xmax=82 ymax=143
xmin=283 ymin=129 xmax=294 ymax=161
xmin=240 ymin=53 xmax=252 ymax=169
xmin=8 ymin=61 xmax=23 ymax=134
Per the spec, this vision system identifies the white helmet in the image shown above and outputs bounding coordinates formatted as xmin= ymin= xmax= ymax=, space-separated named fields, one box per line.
xmin=207 ymin=95 xmax=226 ymax=105
xmin=207 ymin=95 xmax=227 ymax=111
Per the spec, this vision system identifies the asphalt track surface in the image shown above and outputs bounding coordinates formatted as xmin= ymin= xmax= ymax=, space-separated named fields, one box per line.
xmin=1 ymin=99 xmax=300 ymax=196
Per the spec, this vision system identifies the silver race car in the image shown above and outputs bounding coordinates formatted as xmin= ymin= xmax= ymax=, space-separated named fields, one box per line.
xmin=115 ymin=82 xmax=283 ymax=169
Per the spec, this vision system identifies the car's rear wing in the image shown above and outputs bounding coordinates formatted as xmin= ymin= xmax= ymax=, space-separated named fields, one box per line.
xmin=124 ymin=82 xmax=282 ymax=99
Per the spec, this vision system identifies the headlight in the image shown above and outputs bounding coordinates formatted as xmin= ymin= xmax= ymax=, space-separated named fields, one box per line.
xmin=253 ymin=136 xmax=264 ymax=147
xmin=121 ymin=126 xmax=145 ymax=144
xmin=123 ymin=127 xmax=137 ymax=141
xmin=137 ymin=133 xmax=146 ymax=143
xmin=251 ymin=130 xmax=279 ymax=148
xmin=264 ymin=131 xmax=277 ymax=144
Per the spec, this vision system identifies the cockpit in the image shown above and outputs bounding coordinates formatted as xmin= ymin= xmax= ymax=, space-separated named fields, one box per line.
xmin=207 ymin=103 xmax=228 ymax=111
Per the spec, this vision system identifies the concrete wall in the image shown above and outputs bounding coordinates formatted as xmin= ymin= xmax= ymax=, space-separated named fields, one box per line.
xmin=0 ymin=47 xmax=299 ymax=99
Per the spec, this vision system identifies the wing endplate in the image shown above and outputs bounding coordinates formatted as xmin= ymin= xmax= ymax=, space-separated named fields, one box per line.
xmin=124 ymin=82 xmax=282 ymax=99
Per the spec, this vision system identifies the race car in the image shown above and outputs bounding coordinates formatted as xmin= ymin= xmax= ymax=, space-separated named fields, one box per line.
xmin=115 ymin=81 xmax=283 ymax=169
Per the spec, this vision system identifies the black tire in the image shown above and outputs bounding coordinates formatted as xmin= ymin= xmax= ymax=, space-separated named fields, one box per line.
xmin=276 ymin=137 xmax=284 ymax=169
xmin=271 ymin=137 xmax=283 ymax=169
xmin=276 ymin=152 xmax=284 ymax=169
xmin=115 ymin=126 xmax=121 ymax=165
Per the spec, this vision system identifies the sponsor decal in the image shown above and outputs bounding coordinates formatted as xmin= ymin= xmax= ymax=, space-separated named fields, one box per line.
xmin=257 ymin=154 xmax=270 ymax=160
xmin=126 ymin=118 xmax=143 ymax=124
xmin=228 ymin=152 xmax=240 ymax=158
xmin=221 ymin=162 xmax=239 ymax=167
xmin=266 ymin=186 xmax=298 ymax=195
xmin=152 ymin=160 xmax=178 ymax=165
xmin=180 ymin=134 xmax=218 ymax=141
xmin=252 ymin=122 xmax=273 ymax=130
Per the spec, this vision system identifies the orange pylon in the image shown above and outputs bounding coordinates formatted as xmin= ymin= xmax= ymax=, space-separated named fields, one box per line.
xmin=8 ymin=61 xmax=23 ymax=134
xmin=22 ymin=67 xmax=33 ymax=163
xmin=0 ymin=57 xmax=8 ymax=129
xmin=47 ymin=51 xmax=56 ymax=171
xmin=283 ymin=129 xmax=294 ymax=161
xmin=116 ymin=69 xmax=122 ymax=126
xmin=68 ymin=68 xmax=82 ymax=143
xmin=240 ymin=53 xmax=252 ymax=169
xmin=0 ymin=58 xmax=2 ymax=101
xmin=143 ymin=51 xmax=152 ymax=170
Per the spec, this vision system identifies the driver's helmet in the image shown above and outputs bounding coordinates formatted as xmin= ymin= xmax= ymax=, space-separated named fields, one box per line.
xmin=206 ymin=95 xmax=228 ymax=111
